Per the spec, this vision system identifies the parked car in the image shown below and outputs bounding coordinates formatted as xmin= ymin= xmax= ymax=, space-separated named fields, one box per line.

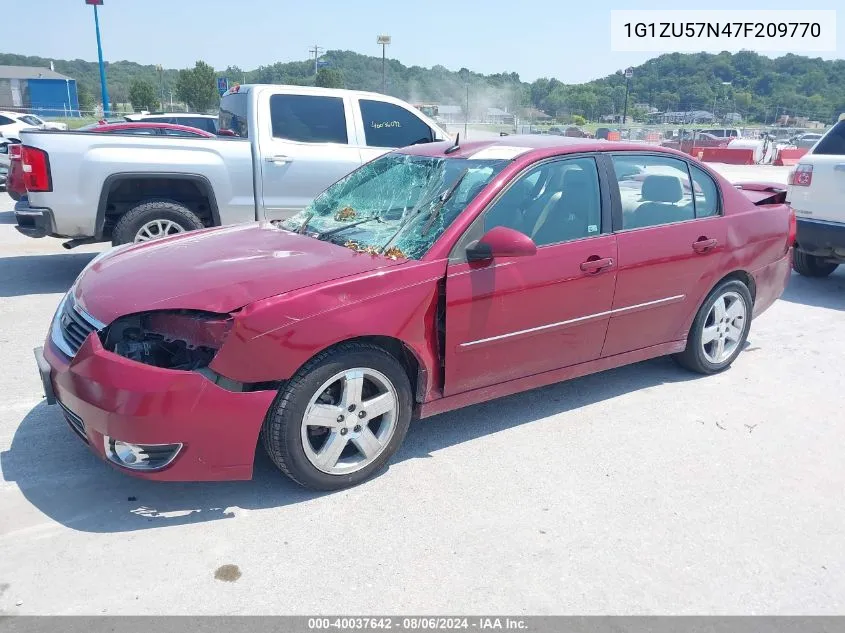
xmin=16 ymin=84 xmax=449 ymax=246
xmin=5 ymin=142 xmax=25 ymax=202
xmin=123 ymin=112 xmax=219 ymax=135
xmin=0 ymin=110 xmax=67 ymax=142
xmin=35 ymin=136 xmax=794 ymax=489
xmin=699 ymin=128 xmax=742 ymax=139
xmin=77 ymin=121 xmax=216 ymax=138
xmin=787 ymin=114 xmax=845 ymax=277
xmin=789 ymin=132 xmax=824 ymax=150
xmin=0 ymin=138 xmax=8 ymax=191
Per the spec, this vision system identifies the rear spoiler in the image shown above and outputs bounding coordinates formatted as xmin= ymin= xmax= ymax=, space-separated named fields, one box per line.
xmin=733 ymin=181 xmax=788 ymax=206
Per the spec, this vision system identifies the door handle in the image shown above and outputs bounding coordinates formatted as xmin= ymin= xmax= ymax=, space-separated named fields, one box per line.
xmin=834 ymin=163 xmax=845 ymax=171
xmin=692 ymin=237 xmax=718 ymax=253
xmin=580 ymin=257 xmax=614 ymax=273
xmin=265 ymin=155 xmax=294 ymax=164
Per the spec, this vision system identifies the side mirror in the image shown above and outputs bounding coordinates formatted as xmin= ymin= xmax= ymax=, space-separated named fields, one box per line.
xmin=466 ymin=226 xmax=537 ymax=262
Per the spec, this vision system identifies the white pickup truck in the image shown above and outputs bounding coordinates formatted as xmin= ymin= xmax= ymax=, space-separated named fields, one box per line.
xmin=15 ymin=84 xmax=448 ymax=246
xmin=787 ymin=114 xmax=845 ymax=277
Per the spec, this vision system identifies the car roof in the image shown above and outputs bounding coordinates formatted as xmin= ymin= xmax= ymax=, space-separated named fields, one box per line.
xmin=398 ymin=135 xmax=688 ymax=160
xmin=125 ymin=112 xmax=216 ymax=119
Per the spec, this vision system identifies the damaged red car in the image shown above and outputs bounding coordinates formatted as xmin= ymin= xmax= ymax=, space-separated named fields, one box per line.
xmin=35 ymin=137 xmax=795 ymax=490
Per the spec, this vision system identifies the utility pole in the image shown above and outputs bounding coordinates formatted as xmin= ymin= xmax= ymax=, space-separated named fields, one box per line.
xmin=86 ymin=0 xmax=110 ymax=116
xmin=156 ymin=64 xmax=164 ymax=109
xmin=622 ymin=67 xmax=633 ymax=124
xmin=377 ymin=35 xmax=391 ymax=94
xmin=309 ymin=44 xmax=324 ymax=77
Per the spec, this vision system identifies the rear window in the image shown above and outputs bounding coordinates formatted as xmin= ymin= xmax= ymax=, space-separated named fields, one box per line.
xmin=219 ymin=93 xmax=249 ymax=138
xmin=269 ymin=94 xmax=348 ymax=144
xmin=813 ymin=121 xmax=845 ymax=156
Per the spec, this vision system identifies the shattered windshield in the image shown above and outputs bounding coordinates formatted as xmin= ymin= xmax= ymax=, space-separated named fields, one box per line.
xmin=279 ymin=153 xmax=508 ymax=260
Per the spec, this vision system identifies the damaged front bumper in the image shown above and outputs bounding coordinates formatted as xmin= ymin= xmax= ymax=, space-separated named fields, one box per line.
xmin=37 ymin=332 xmax=276 ymax=481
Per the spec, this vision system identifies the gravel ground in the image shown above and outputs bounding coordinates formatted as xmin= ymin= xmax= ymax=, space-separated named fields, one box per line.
xmin=1 ymin=164 xmax=843 ymax=615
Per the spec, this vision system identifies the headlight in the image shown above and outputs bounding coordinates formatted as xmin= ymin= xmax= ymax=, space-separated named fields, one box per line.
xmin=102 ymin=310 xmax=233 ymax=371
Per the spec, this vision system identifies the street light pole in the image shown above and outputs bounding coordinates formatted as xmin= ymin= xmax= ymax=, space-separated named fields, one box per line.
xmin=87 ymin=0 xmax=110 ymax=117
xmin=377 ymin=35 xmax=391 ymax=94
xmin=622 ymin=67 xmax=633 ymax=124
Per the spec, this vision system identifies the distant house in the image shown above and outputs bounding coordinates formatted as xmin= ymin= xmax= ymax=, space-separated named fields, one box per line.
xmin=484 ymin=107 xmax=514 ymax=125
xmin=435 ymin=104 xmax=463 ymax=124
xmin=0 ymin=65 xmax=79 ymax=117
xmin=648 ymin=110 xmax=715 ymax=124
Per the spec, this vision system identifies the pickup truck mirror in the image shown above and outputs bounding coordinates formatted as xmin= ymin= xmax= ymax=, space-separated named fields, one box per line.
xmin=466 ymin=226 xmax=537 ymax=262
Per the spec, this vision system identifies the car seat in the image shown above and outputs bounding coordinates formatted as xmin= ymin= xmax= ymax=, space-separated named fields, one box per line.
xmin=531 ymin=169 xmax=599 ymax=245
xmin=631 ymin=175 xmax=693 ymax=228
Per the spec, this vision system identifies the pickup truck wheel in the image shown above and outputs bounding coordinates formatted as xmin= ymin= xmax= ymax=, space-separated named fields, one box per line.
xmin=674 ymin=279 xmax=752 ymax=375
xmin=792 ymin=249 xmax=839 ymax=278
xmin=261 ymin=343 xmax=413 ymax=490
xmin=111 ymin=200 xmax=205 ymax=246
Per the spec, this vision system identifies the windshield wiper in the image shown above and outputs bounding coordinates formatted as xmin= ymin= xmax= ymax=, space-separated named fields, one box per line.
xmin=421 ymin=169 xmax=469 ymax=235
xmin=295 ymin=212 xmax=314 ymax=234
xmin=316 ymin=216 xmax=383 ymax=240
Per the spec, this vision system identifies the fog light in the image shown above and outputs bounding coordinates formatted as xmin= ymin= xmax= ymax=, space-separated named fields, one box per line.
xmin=104 ymin=436 xmax=182 ymax=471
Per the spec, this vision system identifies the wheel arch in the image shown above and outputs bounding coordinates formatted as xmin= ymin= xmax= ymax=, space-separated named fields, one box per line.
xmin=95 ymin=172 xmax=221 ymax=239
xmin=675 ymin=268 xmax=756 ymax=342
xmin=291 ymin=335 xmax=427 ymax=405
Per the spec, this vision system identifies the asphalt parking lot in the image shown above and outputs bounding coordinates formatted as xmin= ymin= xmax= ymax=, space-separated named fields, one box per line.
xmin=1 ymin=164 xmax=844 ymax=615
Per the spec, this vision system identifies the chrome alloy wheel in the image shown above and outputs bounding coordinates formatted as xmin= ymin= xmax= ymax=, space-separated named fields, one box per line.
xmin=301 ymin=368 xmax=399 ymax=475
xmin=701 ymin=290 xmax=746 ymax=364
xmin=134 ymin=219 xmax=185 ymax=242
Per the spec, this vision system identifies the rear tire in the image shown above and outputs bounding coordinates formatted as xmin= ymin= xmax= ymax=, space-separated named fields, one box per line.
xmin=675 ymin=279 xmax=753 ymax=375
xmin=111 ymin=200 xmax=204 ymax=246
xmin=792 ymin=249 xmax=839 ymax=278
xmin=261 ymin=342 xmax=413 ymax=491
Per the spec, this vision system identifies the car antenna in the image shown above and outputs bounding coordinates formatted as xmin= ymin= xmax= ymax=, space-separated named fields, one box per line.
xmin=444 ymin=133 xmax=461 ymax=155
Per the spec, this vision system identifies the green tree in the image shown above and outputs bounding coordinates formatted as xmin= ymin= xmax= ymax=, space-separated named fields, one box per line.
xmin=316 ymin=68 xmax=344 ymax=88
xmin=571 ymin=114 xmax=586 ymax=126
xmin=129 ymin=79 xmax=159 ymax=111
xmin=175 ymin=61 xmax=219 ymax=112
xmin=76 ymin=82 xmax=96 ymax=113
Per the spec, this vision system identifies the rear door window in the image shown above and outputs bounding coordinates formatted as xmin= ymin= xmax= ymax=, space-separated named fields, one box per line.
xmin=813 ymin=121 xmax=845 ymax=155
xmin=269 ymin=94 xmax=348 ymax=144
xmin=359 ymin=99 xmax=434 ymax=148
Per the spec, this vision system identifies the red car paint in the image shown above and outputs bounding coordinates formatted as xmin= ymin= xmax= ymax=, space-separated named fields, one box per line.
xmin=41 ymin=137 xmax=794 ymax=481
xmin=81 ymin=121 xmax=216 ymax=137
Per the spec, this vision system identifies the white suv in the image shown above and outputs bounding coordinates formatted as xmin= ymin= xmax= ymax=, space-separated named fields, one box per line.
xmin=787 ymin=114 xmax=845 ymax=277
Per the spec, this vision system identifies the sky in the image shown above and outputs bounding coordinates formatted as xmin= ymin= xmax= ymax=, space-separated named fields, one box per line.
xmin=3 ymin=0 xmax=844 ymax=83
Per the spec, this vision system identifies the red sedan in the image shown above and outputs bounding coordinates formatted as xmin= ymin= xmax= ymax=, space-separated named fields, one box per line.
xmin=35 ymin=137 xmax=795 ymax=490
xmin=77 ymin=121 xmax=216 ymax=137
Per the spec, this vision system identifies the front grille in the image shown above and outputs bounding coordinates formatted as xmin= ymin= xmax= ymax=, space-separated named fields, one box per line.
xmin=58 ymin=297 xmax=102 ymax=356
xmin=58 ymin=401 xmax=88 ymax=444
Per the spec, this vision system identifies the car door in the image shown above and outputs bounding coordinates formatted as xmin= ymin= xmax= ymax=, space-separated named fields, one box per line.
xmin=600 ymin=152 xmax=728 ymax=358
xmin=355 ymin=98 xmax=438 ymax=165
xmin=443 ymin=155 xmax=618 ymax=396
xmin=259 ymin=92 xmax=363 ymax=220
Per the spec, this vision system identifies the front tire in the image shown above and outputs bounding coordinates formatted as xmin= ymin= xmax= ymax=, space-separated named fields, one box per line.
xmin=111 ymin=200 xmax=204 ymax=246
xmin=261 ymin=343 xmax=413 ymax=490
xmin=792 ymin=249 xmax=839 ymax=278
xmin=675 ymin=279 xmax=753 ymax=375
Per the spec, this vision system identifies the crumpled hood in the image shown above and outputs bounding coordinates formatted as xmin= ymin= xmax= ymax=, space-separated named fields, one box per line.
xmin=74 ymin=223 xmax=405 ymax=324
